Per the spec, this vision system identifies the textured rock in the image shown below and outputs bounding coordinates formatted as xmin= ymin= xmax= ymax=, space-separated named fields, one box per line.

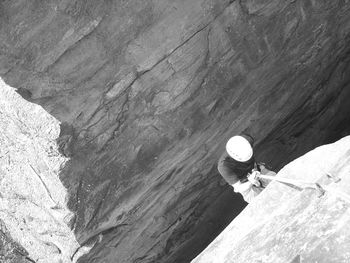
xmin=0 ymin=80 xmax=80 ymax=262
xmin=193 ymin=136 xmax=350 ymax=263
xmin=0 ymin=222 xmax=32 ymax=263
xmin=0 ymin=0 xmax=350 ymax=262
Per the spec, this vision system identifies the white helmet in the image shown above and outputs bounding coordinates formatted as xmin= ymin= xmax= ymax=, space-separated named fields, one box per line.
xmin=226 ymin=135 xmax=253 ymax=162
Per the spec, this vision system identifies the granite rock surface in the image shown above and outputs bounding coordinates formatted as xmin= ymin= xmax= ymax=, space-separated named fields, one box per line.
xmin=0 ymin=0 xmax=350 ymax=262
xmin=0 ymin=80 xmax=79 ymax=262
xmin=193 ymin=136 xmax=350 ymax=263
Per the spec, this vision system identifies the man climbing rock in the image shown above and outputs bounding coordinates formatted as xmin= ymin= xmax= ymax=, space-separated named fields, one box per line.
xmin=217 ymin=134 xmax=276 ymax=203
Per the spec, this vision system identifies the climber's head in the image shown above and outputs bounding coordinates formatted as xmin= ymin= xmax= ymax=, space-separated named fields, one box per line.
xmin=226 ymin=135 xmax=253 ymax=162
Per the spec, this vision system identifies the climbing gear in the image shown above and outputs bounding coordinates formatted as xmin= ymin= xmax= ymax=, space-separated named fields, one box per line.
xmin=256 ymin=173 xmax=350 ymax=203
xmin=325 ymin=172 xmax=341 ymax=183
xmin=226 ymin=135 xmax=253 ymax=162
xmin=256 ymin=174 xmax=326 ymax=196
xmin=233 ymin=168 xmax=265 ymax=203
xmin=232 ymin=179 xmax=264 ymax=203
xmin=247 ymin=170 xmax=262 ymax=187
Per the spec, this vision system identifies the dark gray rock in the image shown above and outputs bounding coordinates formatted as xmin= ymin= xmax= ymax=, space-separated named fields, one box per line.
xmin=0 ymin=0 xmax=350 ymax=262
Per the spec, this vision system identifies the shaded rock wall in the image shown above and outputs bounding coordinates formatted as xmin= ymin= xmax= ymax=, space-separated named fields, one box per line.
xmin=193 ymin=136 xmax=350 ymax=263
xmin=1 ymin=0 xmax=350 ymax=262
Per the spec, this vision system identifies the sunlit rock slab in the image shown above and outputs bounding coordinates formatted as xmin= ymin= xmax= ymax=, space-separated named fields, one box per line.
xmin=193 ymin=136 xmax=350 ymax=263
xmin=0 ymin=80 xmax=80 ymax=262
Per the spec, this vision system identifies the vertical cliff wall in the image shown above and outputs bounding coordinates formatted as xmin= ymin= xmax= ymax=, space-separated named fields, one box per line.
xmin=1 ymin=0 xmax=350 ymax=262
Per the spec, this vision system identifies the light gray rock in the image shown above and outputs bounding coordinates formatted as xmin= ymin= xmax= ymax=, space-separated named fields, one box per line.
xmin=0 ymin=81 xmax=80 ymax=262
xmin=193 ymin=136 xmax=350 ymax=263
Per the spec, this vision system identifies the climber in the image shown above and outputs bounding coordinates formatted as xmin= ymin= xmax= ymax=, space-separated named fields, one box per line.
xmin=217 ymin=134 xmax=276 ymax=203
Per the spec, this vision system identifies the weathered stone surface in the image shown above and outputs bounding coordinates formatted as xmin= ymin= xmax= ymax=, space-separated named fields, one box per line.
xmin=0 ymin=0 xmax=350 ymax=262
xmin=0 ymin=80 xmax=80 ymax=262
xmin=0 ymin=221 xmax=32 ymax=263
xmin=193 ymin=136 xmax=350 ymax=263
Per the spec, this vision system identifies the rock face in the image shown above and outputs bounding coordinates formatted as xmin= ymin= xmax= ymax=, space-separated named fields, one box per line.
xmin=0 ymin=81 xmax=79 ymax=262
xmin=193 ymin=136 xmax=350 ymax=263
xmin=0 ymin=0 xmax=350 ymax=262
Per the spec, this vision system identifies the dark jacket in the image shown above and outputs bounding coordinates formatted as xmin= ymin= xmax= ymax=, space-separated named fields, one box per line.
xmin=217 ymin=134 xmax=256 ymax=185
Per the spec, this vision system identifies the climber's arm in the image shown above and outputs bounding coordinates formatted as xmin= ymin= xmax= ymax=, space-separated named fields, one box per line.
xmin=217 ymin=157 xmax=239 ymax=185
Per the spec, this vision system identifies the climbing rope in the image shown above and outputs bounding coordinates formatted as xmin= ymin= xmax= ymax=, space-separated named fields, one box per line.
xmin=257 ymin=173 xmax=350 ymax=204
